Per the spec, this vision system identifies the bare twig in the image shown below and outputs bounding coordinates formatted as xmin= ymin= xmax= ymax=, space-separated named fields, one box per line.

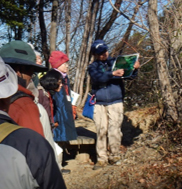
xmin=108 ymin=0 xmax=149 ymax=31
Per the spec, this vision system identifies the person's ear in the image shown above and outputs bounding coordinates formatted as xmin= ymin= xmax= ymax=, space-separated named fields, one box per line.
xmin=16 ymin=70 xmax=21 ymax=77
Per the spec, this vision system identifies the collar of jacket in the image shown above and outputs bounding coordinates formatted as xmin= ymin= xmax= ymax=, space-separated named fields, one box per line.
xmin=0 ymin=113 xmax=17 ymax=125
xmin=10 ymin=85 xmax=34 ymax=104
xmin=18 ymin=85 xmax=34 ymax=100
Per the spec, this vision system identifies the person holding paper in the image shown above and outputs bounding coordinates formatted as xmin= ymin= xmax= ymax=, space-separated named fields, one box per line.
xmin=88 ymin=39 xmax=140 ymax=170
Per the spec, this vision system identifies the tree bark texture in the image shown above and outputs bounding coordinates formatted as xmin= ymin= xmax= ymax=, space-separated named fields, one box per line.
xmin=73 ymin=0 xmax=99 ymax=106
xmin=50 ymin=0 xmax=59 ymax=53
xmin=65 ymin=0 xmax=71 ymax=57
xmin=148 ymin=0 xmax=178 ymax=122
xmin=97 ymin=0 xmax=123 ymax=39
xmin=38 ymin=0 xmax=50 ymax=69
xmin=73 ymin=0 xmax=96 ymax=92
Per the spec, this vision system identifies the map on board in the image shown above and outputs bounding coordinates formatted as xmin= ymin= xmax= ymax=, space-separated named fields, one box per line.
xmin=112 ymin=53 xmax=139 ymax=78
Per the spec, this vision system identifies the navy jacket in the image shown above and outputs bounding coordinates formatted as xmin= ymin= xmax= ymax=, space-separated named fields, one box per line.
xmin=88 ymin=57 xmax=138 ymax=105
xmin=0 ymin=113 xmax=66 ymax=189
xmin=53 ymin=76 xmax=77 ymax=142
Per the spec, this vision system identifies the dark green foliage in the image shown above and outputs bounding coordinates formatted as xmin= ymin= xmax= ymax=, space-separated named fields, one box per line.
xmin=0 ymin=0 xmax=37 ymax=39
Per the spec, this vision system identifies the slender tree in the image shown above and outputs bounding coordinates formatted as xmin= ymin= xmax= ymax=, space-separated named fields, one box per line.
xmin=148 ymin=0 xmax=178 ymax=122
xmin=65 ymin=0 xmax=71 ymax=57
xmin=50 ymin=0 xmax=59 ymax=53
xmin=38 ymin=0 xmax=50 ymax=68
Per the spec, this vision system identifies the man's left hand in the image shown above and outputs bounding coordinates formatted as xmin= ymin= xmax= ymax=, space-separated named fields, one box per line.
xmin=134 ymin=60 xmax=140 ymax=69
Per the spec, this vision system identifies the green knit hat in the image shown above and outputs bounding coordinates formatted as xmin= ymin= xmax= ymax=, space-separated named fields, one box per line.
xmin=0 ymin=40 xmax=47 ymax=72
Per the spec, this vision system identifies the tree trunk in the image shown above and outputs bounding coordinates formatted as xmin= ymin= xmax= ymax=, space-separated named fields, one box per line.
xmin=81 ymin=57 xmax=94 ymax=107
xmin=38 ymin=0 xmax=50 ymax=69
xmin=98 ymin=0 xmax=123 ymax=39
xmin=65 ymin=0 xmax=71 ymax=57
xmin=79 ymin=1 xmax=99 ymax=107
xmin=148 ymin=0 xmax=178 ymax=122
xmin=50 ymin=0 xmax=59 ymax=53
xmin=73 ymin=0 xmax=94 ymax=94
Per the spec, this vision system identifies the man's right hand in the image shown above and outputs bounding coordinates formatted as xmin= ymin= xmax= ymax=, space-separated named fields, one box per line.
xmin=112 ymin=69 xmax=124 ymax=77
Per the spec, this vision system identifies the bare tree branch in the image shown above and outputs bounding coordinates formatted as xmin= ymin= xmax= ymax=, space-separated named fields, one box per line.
xmin=108 ymin=0 xmax=149 ymax=31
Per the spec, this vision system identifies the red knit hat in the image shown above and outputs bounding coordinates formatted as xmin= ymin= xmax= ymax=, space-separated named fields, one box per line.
xmin=49 ymin=51 xmax=69 ymax=68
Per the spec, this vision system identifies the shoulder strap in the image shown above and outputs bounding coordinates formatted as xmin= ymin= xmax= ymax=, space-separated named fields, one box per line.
xmin=0 ymin=122 xmax=22 ymax=143
xmin=10 ymin=91 xmax=32 ymax=104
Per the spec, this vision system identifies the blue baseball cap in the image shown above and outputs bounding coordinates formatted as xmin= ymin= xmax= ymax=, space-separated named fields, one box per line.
xmin=91 ymin=40 xmax=108 ymax=55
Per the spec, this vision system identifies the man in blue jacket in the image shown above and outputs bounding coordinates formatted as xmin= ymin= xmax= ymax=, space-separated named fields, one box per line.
xmin=88 ymin=39 xmax=140 ymax=170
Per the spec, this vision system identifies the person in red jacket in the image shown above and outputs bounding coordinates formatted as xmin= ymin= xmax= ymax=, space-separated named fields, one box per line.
xmin=0 ymin=40 xmax=48 ymax=137
xmin=0 ymin=56 xmax=66 ymax=189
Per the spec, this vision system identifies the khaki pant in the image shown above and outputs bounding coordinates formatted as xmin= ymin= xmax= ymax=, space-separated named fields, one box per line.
xmin=94 ymin=102 xmax=124 ymax=162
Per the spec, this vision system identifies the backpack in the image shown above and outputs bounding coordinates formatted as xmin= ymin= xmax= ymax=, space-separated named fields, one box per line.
xmin=0 ymin=122 xmax=22 ymax=143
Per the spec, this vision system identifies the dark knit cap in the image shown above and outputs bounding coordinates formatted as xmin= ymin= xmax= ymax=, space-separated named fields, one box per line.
xmin=91 ymin=39 xmax=108 ymax=55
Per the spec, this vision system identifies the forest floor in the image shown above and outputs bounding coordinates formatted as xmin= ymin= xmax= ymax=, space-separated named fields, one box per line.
xmin=62 ymin=107 xmax=182 ymax=189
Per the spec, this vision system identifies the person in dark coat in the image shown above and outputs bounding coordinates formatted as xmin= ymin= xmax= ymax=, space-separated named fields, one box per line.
xmin=88 ymin=39 xmax=140 ymax=170
xmin=40 ymin=58 xmax=77 ymax=142
xmin=39 ymin=68 xmax=72 ymax=174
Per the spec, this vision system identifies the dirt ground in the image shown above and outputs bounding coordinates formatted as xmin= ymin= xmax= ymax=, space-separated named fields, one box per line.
xmin=61 ymin=108 xmax=182 ymax=189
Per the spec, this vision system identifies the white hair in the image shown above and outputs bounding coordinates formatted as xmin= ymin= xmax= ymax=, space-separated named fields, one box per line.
xmin=28 ymin=43 xmax=41 ymax=56
xmin=34 ymin=50 xmax=41 ymax=57
xmin=27 ymin=43 xmax=35 ymax=50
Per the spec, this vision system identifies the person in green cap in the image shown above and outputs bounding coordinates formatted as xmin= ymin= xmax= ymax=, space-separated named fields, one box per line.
xmin=0 ymin=40 xmax=47 ymax=137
